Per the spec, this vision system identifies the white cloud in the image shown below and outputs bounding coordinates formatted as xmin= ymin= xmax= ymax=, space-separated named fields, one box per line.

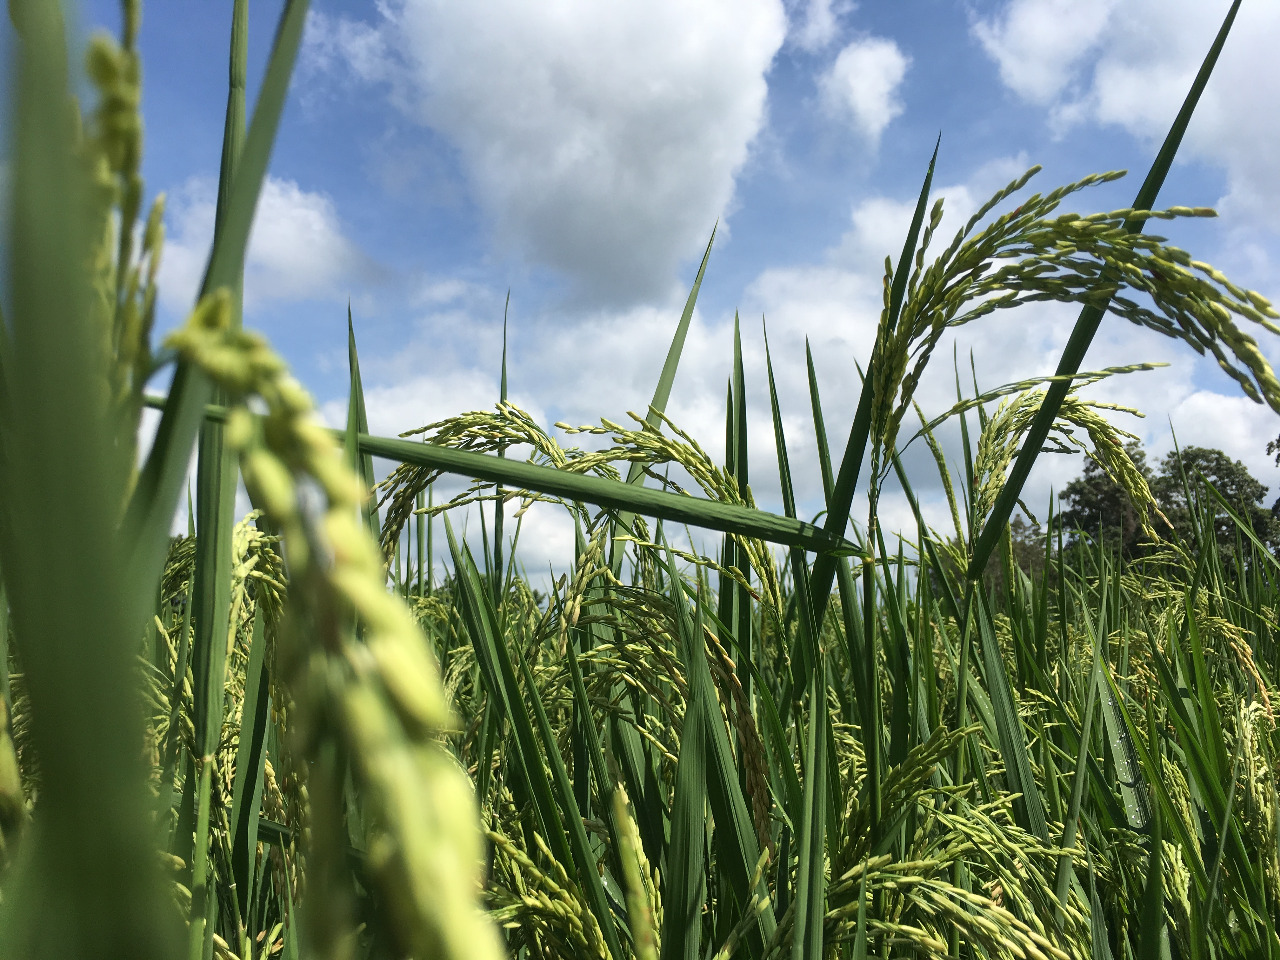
xmin=301 ymin=9 xmax=392 ymax=84
xmin=321 ymin=366 xmax=534 ymax=440
xmin=305 ymin=0 xmax=787 ymax=306
xmin=819 ymin=37 xmax=910 ymax=145
xmin=1151 ymin=391 xmax=1280 ymax=489
xmin=971 ymin=0 xmax=1118 ymax=104
xmin=787 ymin=0 xmax=855 ymax=52
xmin=159 ymin=175 xmax=376 ymax=316
xmin=973 ymin=0 xmax=1280 ymax=234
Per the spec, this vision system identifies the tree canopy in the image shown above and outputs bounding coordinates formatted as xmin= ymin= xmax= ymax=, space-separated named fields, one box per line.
xmin=1057 ymin=441 xmax=1280 ymax=562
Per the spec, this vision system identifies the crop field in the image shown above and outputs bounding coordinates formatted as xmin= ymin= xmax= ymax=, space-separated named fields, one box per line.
xmin=2 ymin=1 xmax=1279 ymax=959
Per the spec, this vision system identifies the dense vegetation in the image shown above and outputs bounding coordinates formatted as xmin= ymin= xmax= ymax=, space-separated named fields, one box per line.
xmin=1058 ymin=442 xmax=1280 ymax=561
xmin=2 ymin=2 xmax=1278 ymax=960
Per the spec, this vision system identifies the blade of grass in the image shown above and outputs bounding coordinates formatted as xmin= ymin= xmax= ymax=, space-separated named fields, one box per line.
xmin=565 ymin=625 xmax=629 ymax=892
xmin=494 ymin=296 xmax=509 ymax=607
xmin=126 ymin=0 xmax=311 ymax=590
xmin=1086 ymin=845 xmax=1116 ymax=960
xmin=346 ymin=306 xmax=378 ymax=538
xmin=611 ymin=227 xmax=717 ymax=570
xmin=791 ymin=656 xmax=829 ymax=960
xmin=158 ymin=499 xmax=196 ymax=834
xmin=1098 ymin=656 xmax=1208 ymax=893
xmin=668 ymin=547 xmax=778 ymax=953
xmin=1203 ymin=732 xmax=1242 ymax=940
xmin=189 ymin=4 xmax=249 ymax=954
xmin=1137 ymin=706 xmax=1166 ymax=960
xmin=812 ymin=355 xmax=872 ymax=730
xmin=1145 ymin=612 xmax=1270 ymax=923
xmin=807 ymin=137 xmax=940 ymax=629
xmin=974 ymin=590 xmax=1049 ymax=841
xmin=1053 ymin=604 xmax=1104 ymax=917
xmin=611 ymin=710 xmax=669 ymax=877
xmin=763 ymin=322 xmax=821 ymax=709
xmin=230 ymin=606 xmax=271 ymax=919
xmin=968 ymin=0 xmax=1243 ymax=582
xmin=146 ymin=395 xmax=858 ymax=553
xmin=444 ymin=518 xmax=569 ymax=864
xmin=446 ymin=520 xmax=625 ymax=960
xmin=851 ymin=868 xmax=869 ymax=960
xmin=662 ymin=621 xmax=709 ymax=960
xmin=718 ymin=314 xmax=752 ymax=705
xmin=514 ymin=645 xmax=626 ymax=960
xmin=875 ymin=530 xmax=915 ymax=773
xmin=756 ymin=667 xmax=803 ymax=833
xmin=0 ymin=1 xmax=178 ymax=953
xmin=1099 ymin=643 xmax=1152 ymax=832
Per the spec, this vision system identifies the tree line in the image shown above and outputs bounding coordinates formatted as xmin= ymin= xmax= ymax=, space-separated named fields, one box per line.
xmin=1025 ymin=438 xmax=1280 ymax=567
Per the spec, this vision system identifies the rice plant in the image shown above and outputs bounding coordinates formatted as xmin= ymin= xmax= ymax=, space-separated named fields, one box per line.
xmin=2 ymin=1 xmax=1278 ymax=959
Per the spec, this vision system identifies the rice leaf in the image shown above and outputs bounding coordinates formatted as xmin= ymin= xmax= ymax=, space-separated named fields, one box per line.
xmin=666 ymin=546 xmax=777 ymax=954
xmin=790 ymin=657 xmax=829 ymax=960
xmin=1054 ymin=600 xmax=1104 ymax=913
xmin=357 ymin=430 xmax=856 ymax=554
xmin=763 ymin=322 xmax=821 ymax=704
xmin=346 ymin=306 xmax=378 ymax=538
xmin=974 ymin=592 xmax=1049 ymax=841
xmin=967 ymin=0 xmax=1243 ymax=582
xmin=611 ymin=227 xmax=716 ymax=563
xmin=662 ymin=551 xmax=710 ymax=960
xmin=1137 ymin=707 xmax=1166 ymax=960
xmin=229 ymin=605 xmax=271 ymax=918
xmin=717 ymin=315 xmax=753 ymax=704
xmin=188 ymin=5 xmax=249 ymax=953
xmin=126 ymin=0 xmax=311 ymax=586
xmin=0 ymin=1 xmax=178 ymax=953
xmin=807 ymin=137 xmax=940 ymax=629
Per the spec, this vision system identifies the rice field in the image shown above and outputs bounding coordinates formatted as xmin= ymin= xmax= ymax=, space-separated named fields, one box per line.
xmin=2 ymin=1 xmax=1278 ymax=959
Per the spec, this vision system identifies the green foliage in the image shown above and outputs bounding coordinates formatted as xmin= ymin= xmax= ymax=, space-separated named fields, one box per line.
xmin=1059 ymin=441 xmax=1280 ymax=562
xmin=1059 ymin=440 xmax=1157 ymax=556
xmin=1152 ymin=445 xmax=1280 ymax=556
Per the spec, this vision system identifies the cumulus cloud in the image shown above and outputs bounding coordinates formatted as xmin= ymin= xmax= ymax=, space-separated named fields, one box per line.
xmin=1150 ymin=392 xmax=1280 ymax=488
xmin=972 ymin=0 xmax=1280 ymax=234
xmin=301 ymin=9 xmax=392 ymax=84
xmin=301 ymin=0 xmax=787 ymax=307
xmin=787 ymin=0 xmax=855 ymax=52
xmin=819 ymin=37 xmax=911 ymax=145
xmin=159 ymin=175 xmax=377 ymax=316
xmin=971 ymin=0 xmax=1118 ymax=104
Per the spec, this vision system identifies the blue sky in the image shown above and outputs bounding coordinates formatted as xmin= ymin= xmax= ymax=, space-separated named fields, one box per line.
xmin=13 ymin=0 xmax=1280 ymax=570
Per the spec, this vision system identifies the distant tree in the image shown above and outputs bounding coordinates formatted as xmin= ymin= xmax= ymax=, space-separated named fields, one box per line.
xmin=1058 ymin=441 xmax=1153 ymax=557
xmin=1267 ymin=433 xmax=1280 ymax=513
xmin=933 ymin=513 xmax=1049 ymax=601
xmin=1150 ymin=446 xmax=1280 ymax=561
xmin=1008 ymin=514 xmax=1050 ymax=582
xmin=1058 ymin=442 xmax=1280 ymax=562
